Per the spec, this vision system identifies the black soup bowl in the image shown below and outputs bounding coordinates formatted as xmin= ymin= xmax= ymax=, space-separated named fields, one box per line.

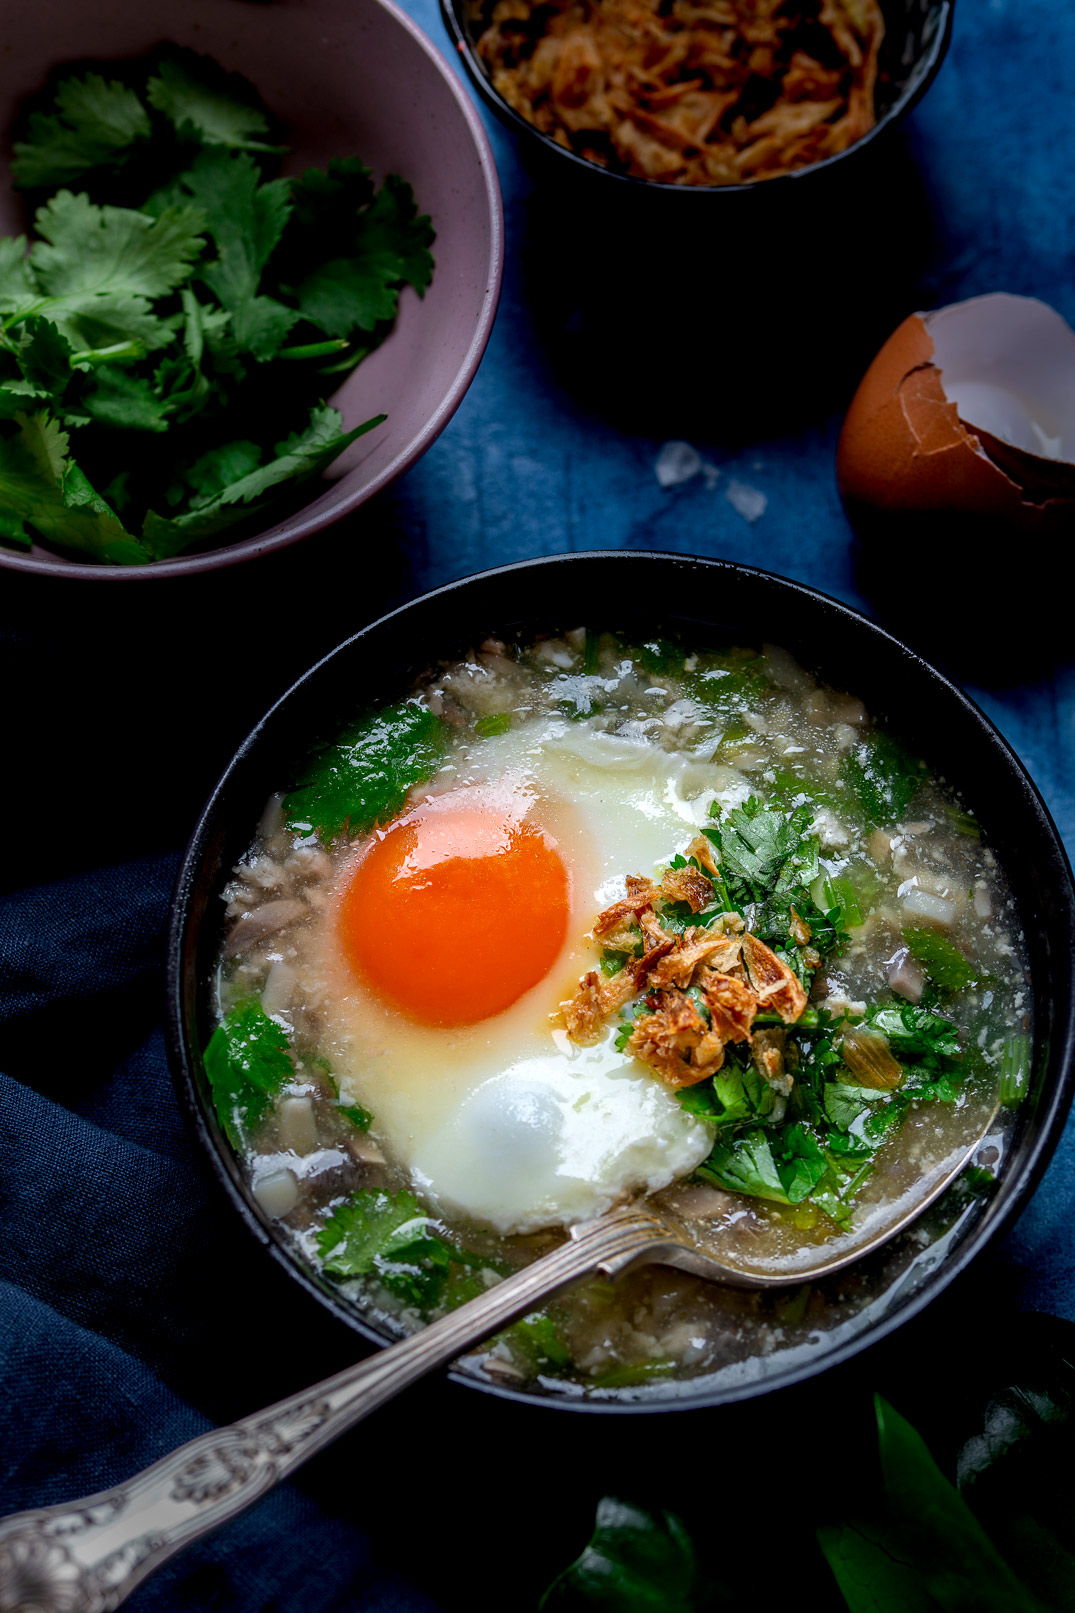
xmin=167 ymin=552 xmax=1075 ymax=1414
xmin=439 ymin=0 xmax=954 ymax=200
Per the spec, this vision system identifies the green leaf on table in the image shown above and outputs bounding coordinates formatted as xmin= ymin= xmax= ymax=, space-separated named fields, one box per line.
xmin=12 ymin=73 xmax=151 ymax=189
xmin=540 ymin=1497 xmax=696 ymax=1613
xmin=841 ymin=731 xmax=927 ymax=827
xmin=955 ymin=1313 xmax=1075 ymax=1611
xmin=146 ymin=52 xmax=283 ymax=152
xmin=141 ymin=403 xmax=384 ymax=558
xmin=294 ymin=173 xmax=434 ymax=339
xmin=0 ymin=410 xmax=147 ymax=561
xmin=818 ymin=1395 xmax=1037 ymax=1613
xmin=203 ymin=998 xmax=294 ymax=1149
xmin=283 ymin=693 xmax=447 ymax=840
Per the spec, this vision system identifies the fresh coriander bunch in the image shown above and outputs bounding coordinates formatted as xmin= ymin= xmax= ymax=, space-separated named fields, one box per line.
xmin=0 ymin=49 xmax=434 ymax=564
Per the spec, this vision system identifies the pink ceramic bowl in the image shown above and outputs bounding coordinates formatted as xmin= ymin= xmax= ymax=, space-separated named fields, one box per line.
xmin=0 ymin=0 xmax=503 ymax=580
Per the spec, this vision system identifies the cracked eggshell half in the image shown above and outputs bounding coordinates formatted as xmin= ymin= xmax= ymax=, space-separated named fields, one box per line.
xmin=836 ymin=293 xmax=1075 ymax=536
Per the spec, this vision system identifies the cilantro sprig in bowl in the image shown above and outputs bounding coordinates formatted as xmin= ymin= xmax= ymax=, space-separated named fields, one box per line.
xmin=0 ymin=0 xmax=502 ymax=576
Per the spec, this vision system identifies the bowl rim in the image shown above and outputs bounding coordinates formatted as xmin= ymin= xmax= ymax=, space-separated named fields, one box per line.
xmin=439 ymin=0 xmax=954 ymax=197
xmin=166 ymin=549 xmax=1075 ymax=1415
xmin=0 ymin=0 xmax=504 ymax=583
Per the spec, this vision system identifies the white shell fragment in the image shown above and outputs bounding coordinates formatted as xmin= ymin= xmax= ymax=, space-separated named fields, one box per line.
xmin=924 ymin=293 xmax=1075 ymax=465
xmin=655 ymin=440 xmax=703 ymax=487
xmin=725 ymin=479 xmax=768 ymax=523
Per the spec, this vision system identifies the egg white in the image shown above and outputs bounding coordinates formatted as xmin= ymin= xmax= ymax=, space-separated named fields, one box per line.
xmin=307 ymin=715 xmax=723 ymax=1234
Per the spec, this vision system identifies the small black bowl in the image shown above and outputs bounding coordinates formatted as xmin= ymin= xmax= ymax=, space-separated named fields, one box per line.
xmin=167 ymin=551 xmax=1075 ymax=1414
xmin=440 ymin=0 xmax=954 ymax=199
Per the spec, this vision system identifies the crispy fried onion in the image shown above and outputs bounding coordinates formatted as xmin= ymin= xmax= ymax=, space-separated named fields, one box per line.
xmin=474 ymin=0 xmax=885 ymax=188
xmin=561 ymin=873 xmax=811 ymax=1092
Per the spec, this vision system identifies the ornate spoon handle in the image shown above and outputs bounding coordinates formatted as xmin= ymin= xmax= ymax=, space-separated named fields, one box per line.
xmin=0 ymin=1206 xmax=678 ymax=1613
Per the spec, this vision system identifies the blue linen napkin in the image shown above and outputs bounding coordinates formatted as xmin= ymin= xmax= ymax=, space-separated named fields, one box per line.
xmin=0 ymin=855 xmax=442 ymax=1613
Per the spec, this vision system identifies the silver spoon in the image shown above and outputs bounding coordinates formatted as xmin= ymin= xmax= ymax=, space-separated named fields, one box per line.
xmin=0 ymin=1122 xmax=995 ymax=1613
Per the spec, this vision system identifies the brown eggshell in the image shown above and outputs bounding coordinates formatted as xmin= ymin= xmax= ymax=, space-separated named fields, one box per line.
xmin=837 ymin=311 xmax=1075 ymax=537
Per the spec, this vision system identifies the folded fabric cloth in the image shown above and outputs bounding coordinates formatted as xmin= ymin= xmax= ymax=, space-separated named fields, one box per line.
xmin=0 ymin=854 xmax=441 ymax=1613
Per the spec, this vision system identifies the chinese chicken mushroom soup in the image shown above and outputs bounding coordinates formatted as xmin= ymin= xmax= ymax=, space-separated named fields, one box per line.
xmin=207 ymin=631 xmax=1030 ymax=1396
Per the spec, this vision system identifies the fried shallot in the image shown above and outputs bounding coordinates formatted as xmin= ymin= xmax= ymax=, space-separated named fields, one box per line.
xmin=473 ymin=0 xmax=885 ymax=187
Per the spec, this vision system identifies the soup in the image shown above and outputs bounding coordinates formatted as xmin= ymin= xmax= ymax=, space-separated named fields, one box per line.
xmin=206 ymin=630 xmax=1029 ymax=1395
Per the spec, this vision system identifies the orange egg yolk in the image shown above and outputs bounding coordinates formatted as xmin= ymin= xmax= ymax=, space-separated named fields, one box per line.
xmin=339 ymin=792 xmax=569 ymax=1026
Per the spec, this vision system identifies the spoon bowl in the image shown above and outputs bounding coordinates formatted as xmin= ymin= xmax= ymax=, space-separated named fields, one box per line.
xmin=0 ymin=1112 xmax=999 ymax=1613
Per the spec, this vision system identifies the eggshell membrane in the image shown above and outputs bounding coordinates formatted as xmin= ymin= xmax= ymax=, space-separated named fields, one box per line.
xmin=837 ymin=306 xmax=1075 ymax=535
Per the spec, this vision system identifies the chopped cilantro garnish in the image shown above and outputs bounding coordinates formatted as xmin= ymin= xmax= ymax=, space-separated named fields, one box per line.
xmin=203 ymin=999 xmax=294 ymax=1148
xmin=283 ymin=699 xmax=446 ymax=840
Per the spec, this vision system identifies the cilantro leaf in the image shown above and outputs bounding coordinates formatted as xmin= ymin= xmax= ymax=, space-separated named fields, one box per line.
xmin=497 ymin=1313 xmax=572 ymax=1374
xmin=203 ymin=998 xmax=294 ymax=1148
xmin=904 ymin=927 xmax=980 ymax=993
xmin=14 ymin=193 xmax=205 ymax=352
xmin=318 ymin=1187 xmax=470 ymax=1308
xmin=867 ymin=1004 xmax=960 ymax=1061
xmin=696 ymin=1128 xmax=791 ymax=1203
xmin=79 ymin=365 xmax=171 ymax=432
xmin=179 ymin=148 xmax=295 ymax=356
xmin=286 ymin=157 xmax=376 ymax=253
xmin=284 ymin=697 xmax=446 ymax=841
xmin=0 ymin=235 xmax=40 ymax=313
xmin=0 ymin=410 xmax=147 ymax=561
xmin=294 ymin=174 xmax=434 ymax=339
xmin=146 ymin=52 xmax=284 ymax=152
xmin=841 ymin=731 xmax=927 ymax=827
xmin=141 ymin=403 xmax=384 ymax=558
xmin=707 ymin=797 xmax=815 ymax=900
xmin=12 ymin=74 xmax=151 ymax=189
xmin=15 ymin=315 xmax=76 ymax=395
xmin=337 ymin=1103 xmax=373 ymax=1131
xmin=31 ymin=190 xmax=205 ymax=301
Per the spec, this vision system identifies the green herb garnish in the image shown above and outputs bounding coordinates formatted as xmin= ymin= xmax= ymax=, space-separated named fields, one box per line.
xmin=203 ymin=998 xmax=293 ymax=1148
xmin=318 ymin=1187 xmax=480 ymax=1309
xmin=283 ymin=698 xmax=446 ymax=840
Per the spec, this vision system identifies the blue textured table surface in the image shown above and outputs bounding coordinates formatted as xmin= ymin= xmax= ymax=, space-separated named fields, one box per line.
xmin=2 ymin=1 xmax=1074 ymax=1607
